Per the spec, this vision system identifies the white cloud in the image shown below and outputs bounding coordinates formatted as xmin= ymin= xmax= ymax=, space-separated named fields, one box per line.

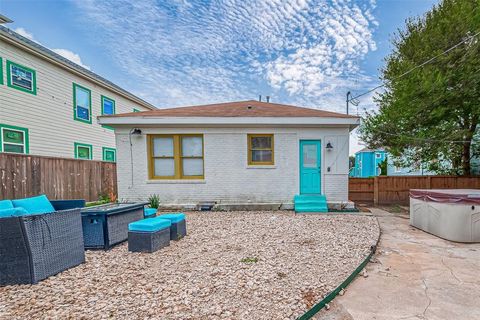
xmin=74 ymin=0 xmax=380 ymax=110
xmin=51 ymin=48 xmax=90 ymax=70
xmin=14 ymin=27 xmax=37 ymax=42
xmin=13 ymin=27 xmax=90 ymax=70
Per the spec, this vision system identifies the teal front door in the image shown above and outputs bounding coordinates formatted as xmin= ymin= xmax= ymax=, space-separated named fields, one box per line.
xmin=300 ymin=140 xmax=321 ymax=194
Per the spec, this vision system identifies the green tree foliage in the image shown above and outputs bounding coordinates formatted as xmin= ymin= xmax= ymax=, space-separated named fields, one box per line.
xmin=378 ymin=157 xmax=388 ymax=176
xmin=349 ymin=156 xmax=356 ymax=169
xmin=360 ymin=0 xmax=480 ymax=175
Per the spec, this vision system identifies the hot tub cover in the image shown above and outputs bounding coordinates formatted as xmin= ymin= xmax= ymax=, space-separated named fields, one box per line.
xmin=409 ymin=189 xmax=480 ymax=205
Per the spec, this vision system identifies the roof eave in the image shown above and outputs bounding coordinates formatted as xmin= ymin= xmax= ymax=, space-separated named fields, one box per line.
xmin=98 ymin=116 xmax=360 ymax=130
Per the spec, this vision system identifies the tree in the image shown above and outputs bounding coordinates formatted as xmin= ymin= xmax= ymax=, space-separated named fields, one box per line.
xmin=378 ymin=157 xmax=388 ymax=176
xmin=349 ymin=156 xmax=355 ymax=170
xmin=360 ymin=0 xmax=480 ymax=175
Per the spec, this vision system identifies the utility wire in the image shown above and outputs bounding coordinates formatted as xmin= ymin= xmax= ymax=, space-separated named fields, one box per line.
xmin=348 ymin=30 xmax=480 ymax=102
xmin=372 ymin=130 xmax=474 ymax=143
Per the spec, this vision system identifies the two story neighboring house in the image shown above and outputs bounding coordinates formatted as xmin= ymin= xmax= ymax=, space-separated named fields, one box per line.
xmin=0 ymin=25 xmax=155 ymax=162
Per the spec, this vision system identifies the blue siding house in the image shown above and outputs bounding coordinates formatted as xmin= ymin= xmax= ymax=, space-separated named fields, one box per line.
xmin=350 ymin=148 xmax=386 ymax=177
xmin=350 ymin=148 xmax=436 ymax=177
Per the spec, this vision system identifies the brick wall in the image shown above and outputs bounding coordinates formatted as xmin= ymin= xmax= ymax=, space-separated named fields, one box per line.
xmin=115 ymin=127 xmax=350 ymax=205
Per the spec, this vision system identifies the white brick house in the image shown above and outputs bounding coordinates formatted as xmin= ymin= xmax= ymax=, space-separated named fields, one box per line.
xmin=99 ymin=101 xmax=359 ymax=210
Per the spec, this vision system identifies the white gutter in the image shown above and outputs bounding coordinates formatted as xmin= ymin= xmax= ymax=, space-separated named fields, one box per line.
xmin=98 ymin=116 xmax=360 ymax=130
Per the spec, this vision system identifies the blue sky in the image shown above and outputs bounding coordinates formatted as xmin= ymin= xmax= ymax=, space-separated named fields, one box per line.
xmin=1 ymin=0 xmax=439 ymax=153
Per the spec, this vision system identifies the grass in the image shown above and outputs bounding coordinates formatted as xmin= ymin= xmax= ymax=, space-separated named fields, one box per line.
xmin=85 ymin=199 xmax=111 ymax=207
xmin=387 ymin=204 xmax=407 ymax=214
xmin=240 ymin=257 xmax=259 ymax=263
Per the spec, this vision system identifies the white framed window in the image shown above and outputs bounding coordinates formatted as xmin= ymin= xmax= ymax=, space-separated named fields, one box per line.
xmin=375 ymin=153 xmax=382 ymax=159
xmin=1 ymin=125 xmax=29 ymax=154
xmin=74 ymin=142 xmax=93 ymax=160
xmin=73 ymin=83 xmax=92 ymax=123
xmin=101 ymin=96 xmax=115 ymax=115
xmin=7 ymin=60 xmax=36 ymax=95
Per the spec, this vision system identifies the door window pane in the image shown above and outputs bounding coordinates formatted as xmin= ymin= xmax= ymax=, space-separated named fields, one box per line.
xmin=153 ymin=137 xmax=174 ymax=157
xmin=252 ymin=150 xmax=272 ymax=162
xmin=182 ymin=137 xmax=202 ymax=156
xmin=182 ymin=159 xmax=203 ymax=176
xmin=303 ymin=144 xmax=317 ymax=168
xmin=154 ymin=159 xmax=175 ymax=176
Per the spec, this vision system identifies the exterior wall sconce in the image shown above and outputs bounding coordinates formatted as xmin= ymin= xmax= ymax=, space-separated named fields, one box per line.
xmin=131 ymin=128 xmax=142 ymax=135
xmin=326 ymin=142 xmax=333 ymax=151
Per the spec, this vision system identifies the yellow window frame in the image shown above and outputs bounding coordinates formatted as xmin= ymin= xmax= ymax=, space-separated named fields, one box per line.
xmin=248 ymin=134 xmax=274 ymax=165
xmin=148 ymin=134 xmax=204 ymax=180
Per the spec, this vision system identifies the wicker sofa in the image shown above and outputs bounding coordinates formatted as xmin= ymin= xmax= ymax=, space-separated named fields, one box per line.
xmin=0 ymin=195 xmax=86 ymax=286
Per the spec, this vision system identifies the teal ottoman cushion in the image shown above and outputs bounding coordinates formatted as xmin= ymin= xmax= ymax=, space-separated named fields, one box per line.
xmin=12 ymin=195 xmax=55 ymax=214
xmin=158 ymin=213 xmax=185 ymax=223
xmin=129 ymin=217 xmax=171 ymax=232
xmin=0 ymin=200 xmax=14 ymax=210
xmin=0 ymin=207 xmax=29 ymax=218
xmin=144 ymin=208 xmax=157 ymax=217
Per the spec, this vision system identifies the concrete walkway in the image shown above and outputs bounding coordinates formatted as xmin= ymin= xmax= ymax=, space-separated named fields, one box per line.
xmin=318 ymin=207 xmax=480 ymax=320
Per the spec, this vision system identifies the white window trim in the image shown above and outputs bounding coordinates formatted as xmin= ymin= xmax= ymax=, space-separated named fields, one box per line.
xmin=11 ymin=65 xmax=33 ymax=91
xmin=1 ymin=127 xmax=26 ymax=154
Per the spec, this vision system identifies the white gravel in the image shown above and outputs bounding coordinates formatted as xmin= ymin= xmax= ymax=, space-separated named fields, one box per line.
xmin=0 ymin=211 xmax=379 ymax=319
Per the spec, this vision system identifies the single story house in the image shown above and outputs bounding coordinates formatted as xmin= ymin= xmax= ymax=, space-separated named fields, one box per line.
xmin=99 ymin=101 xmax=360 ymax=211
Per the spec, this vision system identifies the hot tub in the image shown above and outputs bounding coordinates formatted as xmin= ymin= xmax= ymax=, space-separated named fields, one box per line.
xmin=410 ymin=189 xmax=480 ymax=243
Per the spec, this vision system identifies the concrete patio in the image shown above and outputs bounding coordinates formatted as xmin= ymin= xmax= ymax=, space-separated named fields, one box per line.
xmin=319 ymin=207 xmax=480 ymax=320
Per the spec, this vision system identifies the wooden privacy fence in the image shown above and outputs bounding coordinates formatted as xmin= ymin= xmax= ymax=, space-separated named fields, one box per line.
xmin=0 ymin=153 xmax=117 ymax=202
xmin=349 ymin=176 xmax=480 ymax=205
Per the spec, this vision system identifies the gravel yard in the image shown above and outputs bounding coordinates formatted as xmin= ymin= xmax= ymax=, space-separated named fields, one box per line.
xmin=0 ymin=211 xmax=379 ymax=319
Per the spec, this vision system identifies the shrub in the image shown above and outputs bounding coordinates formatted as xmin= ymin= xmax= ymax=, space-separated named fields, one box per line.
xmin=148 ymin=194 xmax=160 ymax=209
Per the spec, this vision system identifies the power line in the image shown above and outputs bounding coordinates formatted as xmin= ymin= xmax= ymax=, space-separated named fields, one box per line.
xmin=372 ymin=129 xmax=474 ymax=144
xmin=349 ymin=30 xmax=480 ymax=102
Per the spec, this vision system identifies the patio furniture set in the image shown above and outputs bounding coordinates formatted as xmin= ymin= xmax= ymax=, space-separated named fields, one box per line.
xmin=0 ymin=195 xmax=187 ymax=286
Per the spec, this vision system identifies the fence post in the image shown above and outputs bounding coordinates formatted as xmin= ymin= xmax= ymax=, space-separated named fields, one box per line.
xmin=427 ymin=176 xmax=432 ymax=189
xmin=373 ymin=177 xmax=379 ymax=206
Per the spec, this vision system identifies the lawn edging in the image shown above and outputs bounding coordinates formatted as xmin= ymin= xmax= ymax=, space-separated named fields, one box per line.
xmin=297 ymin=216 xmax=381 ymax=320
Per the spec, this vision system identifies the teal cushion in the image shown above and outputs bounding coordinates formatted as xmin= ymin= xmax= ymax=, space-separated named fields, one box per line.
xmin=129 ymin=217 xmax=171 ymax=232
xmin=0 ymin=200 xmax=14 ymax=210
xmin=158 ymin=213 xmax=185 ymax=223
xmin=144 ymin=208 xmax=157 ymax=217
xmin=0 ymin=207 xmax=29 ymax=217
xmin=12 ymin=195 xmax=55 ymax=214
